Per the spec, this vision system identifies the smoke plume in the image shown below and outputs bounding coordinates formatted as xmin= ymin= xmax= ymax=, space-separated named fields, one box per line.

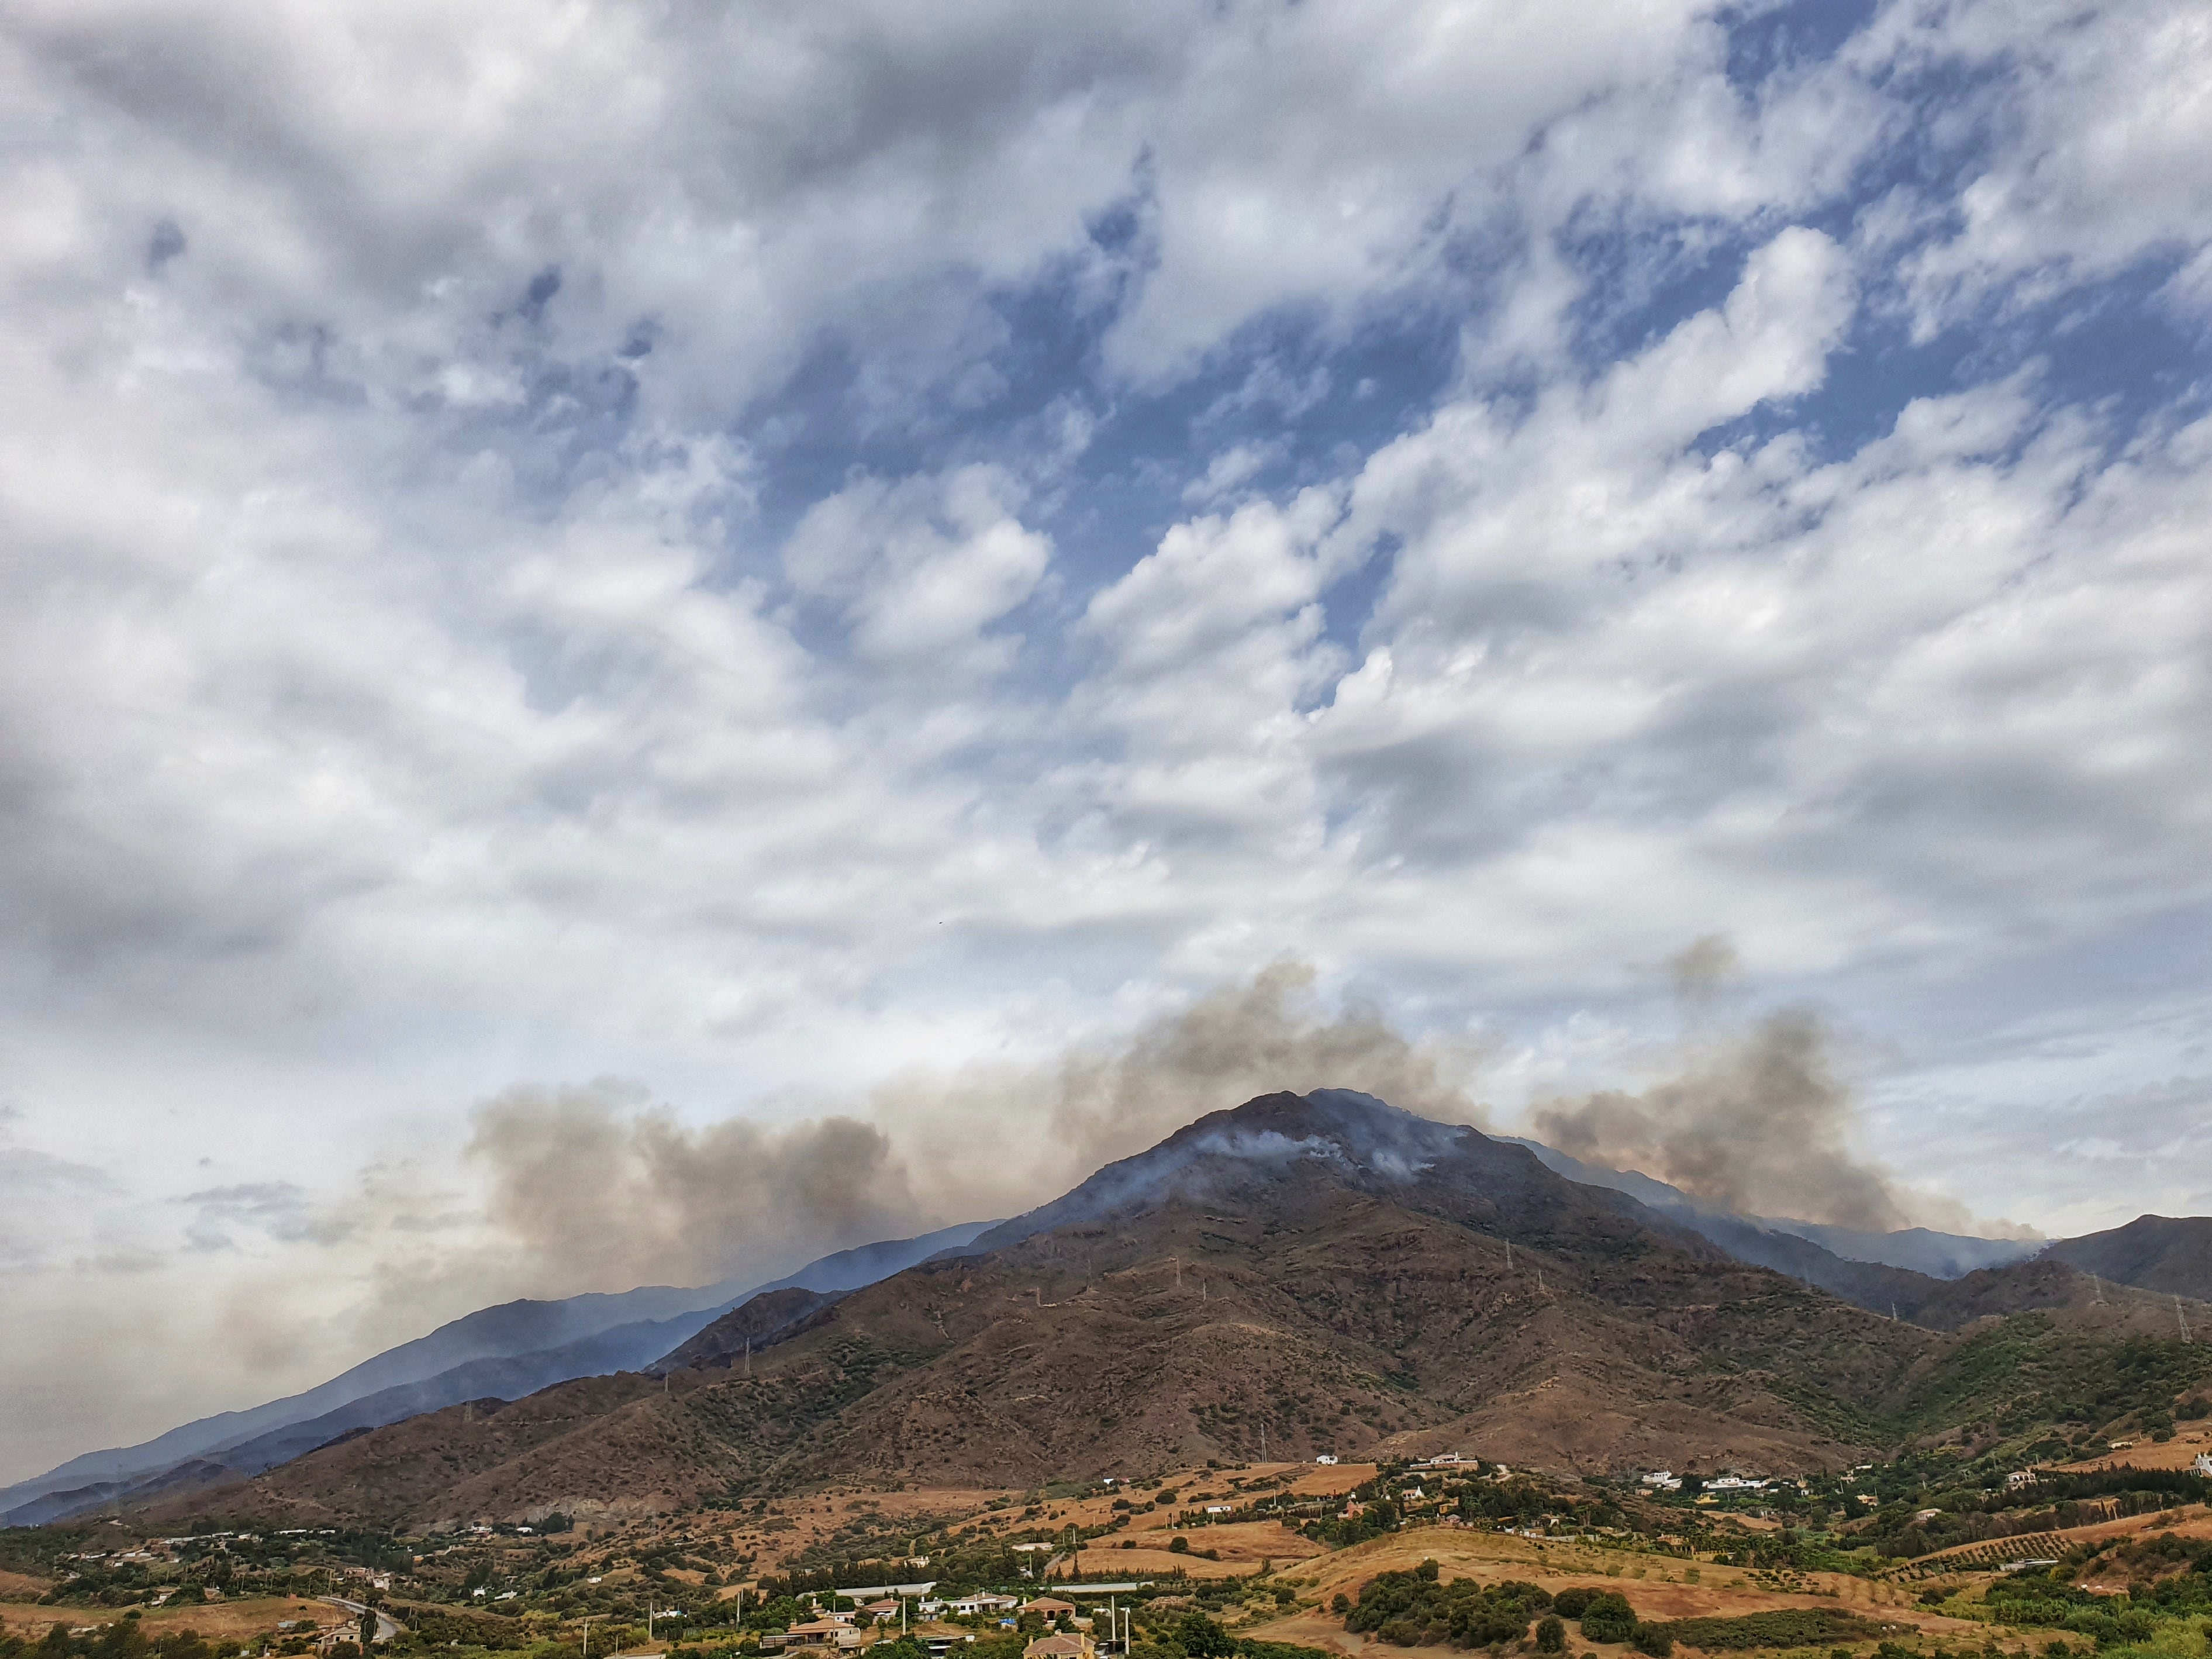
xmin=1531 ymin=1005 xmax=1910 ymax=1232
xmin=860 ymin=960 xmax=1493 ymax=1225
xmin=458 ymin=961 xmax=1490 ymax=1296
xmin=465 ymin=1082 xmax=926 ymax=1294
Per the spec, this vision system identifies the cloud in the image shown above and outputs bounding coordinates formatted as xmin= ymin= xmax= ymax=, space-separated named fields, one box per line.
xmin=782 ymin=464 xmax=1052 ymax=675
xmin=1867 ymin=0 xmax=2212 ymax=332
xmin=178 ymin=1181 xmax=361 ymax=1253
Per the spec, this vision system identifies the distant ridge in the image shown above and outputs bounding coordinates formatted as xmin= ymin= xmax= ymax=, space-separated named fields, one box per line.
xmin=1 ymin=1219 xmax=993 ymax=1527
xmin=2045 ymin=1215 xmax=2212 ymax=1303
xmin=1503 ymin=1137 xmax=2041 ymax=1278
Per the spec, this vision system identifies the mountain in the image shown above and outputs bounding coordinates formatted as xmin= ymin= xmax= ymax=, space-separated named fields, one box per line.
xmin=647 ymin=1288 xmax=838 ymax=1377
xmin=136 ymin=1091 xmax=1985 ymax=1527
xmin=1769 ymin=1221 xmax=2038 ymax=1279
xmin=1503 ymin=1138 xmax=2041 ymax=1279
xmin=1 ymin=1220 xmax=994 ymax=1527
xmin=2044 ymin=1216 xmax=2212 ymax=1302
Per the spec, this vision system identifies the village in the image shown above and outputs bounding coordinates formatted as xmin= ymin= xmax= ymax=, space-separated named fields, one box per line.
xmin=11 ymin=1438 xmax=2212 ymax=1659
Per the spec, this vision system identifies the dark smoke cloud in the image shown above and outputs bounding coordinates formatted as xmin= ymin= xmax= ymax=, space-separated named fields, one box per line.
xmin=1531 ymin=1005 xmax=1913 ymax=1232
xmin=465 ymin=1081 xmax=926 ymax=1294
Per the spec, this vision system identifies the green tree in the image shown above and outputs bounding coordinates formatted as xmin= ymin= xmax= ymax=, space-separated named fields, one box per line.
xmin=1536 ymin=1618 xmax=1566 ymax=1653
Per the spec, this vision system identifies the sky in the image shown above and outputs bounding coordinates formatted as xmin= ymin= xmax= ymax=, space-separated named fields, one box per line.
xmin=2 ymin=0 xmax=2210 ymax=1485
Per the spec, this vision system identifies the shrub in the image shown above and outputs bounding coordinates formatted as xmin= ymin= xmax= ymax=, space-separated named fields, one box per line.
xmin=1577 ymin=1594 xmax=1637 ymax=1646
xmin=1536 ymin=1617 xmax=1566 ymax=1654
xmin=1343 ymin=1567 xmax=1551 ymax=1650
xmin=1630 ymin=1627 xmax=1672 ymax=1658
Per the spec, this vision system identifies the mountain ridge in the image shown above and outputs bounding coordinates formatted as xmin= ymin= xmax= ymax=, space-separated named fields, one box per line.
xmin=0 ymin=1220 xmax=994 ymax=1527
xmin=129 ymin=1091 xmax=1972 ymax=1526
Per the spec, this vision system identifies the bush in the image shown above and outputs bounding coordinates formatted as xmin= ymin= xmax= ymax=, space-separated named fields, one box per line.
xmin=1551 ymin=1591 xmax=1602 ymax=1621
xmin=1343 ymin=1567 xmax=1551 ymax=1650
xmin=1630 ymin=1627 xmax=1671 ymax=1658
xmin=1176 ymin=1615 xmax=1233 ymax=1659
xmin=1169 ymin=1537 xmax=1190 ymax=1555
xmin=1647 ymin=1613 xmax=1884 ymax=1653
xmin=1536 ymin=1617 xmax=1566 ymax=1654
xmin=1577 ymin=1595 xmax=1637 ymax=1646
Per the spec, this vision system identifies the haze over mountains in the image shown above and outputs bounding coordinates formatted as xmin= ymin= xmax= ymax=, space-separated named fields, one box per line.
xmin=23 ymin=1090 xmax=2208 ymax=1533
xmin=0 ymin=1222 xmax=992 ymax=1528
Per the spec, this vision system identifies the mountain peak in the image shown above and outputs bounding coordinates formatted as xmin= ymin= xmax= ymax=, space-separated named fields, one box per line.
xmin=974 ymin=1089 xmax=1489 ymax=1251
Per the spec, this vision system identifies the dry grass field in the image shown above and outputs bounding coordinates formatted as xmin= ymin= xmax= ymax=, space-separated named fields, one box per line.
xmin=2052 ymin=1431 xmax=2212 ymax=1474
xmin=1244 ymin=1528 xmax=1997 ymax=1657
xmin=0 ymin=1594 xmax=336 ymax=1643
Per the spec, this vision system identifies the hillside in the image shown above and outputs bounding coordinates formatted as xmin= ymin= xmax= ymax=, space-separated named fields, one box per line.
xmin=2 ymin=1222 xmax=993 ymax=1527
xmin=141 ymin=1091 xmax=1955 ymax=1526
xmin=126 ymin=1092 xmax=2212 ymax=1533
xmin=2046 ymin=1216 xmax=2212 ymax=1303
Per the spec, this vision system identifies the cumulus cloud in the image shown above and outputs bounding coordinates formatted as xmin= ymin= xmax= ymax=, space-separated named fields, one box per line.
xmin=782 ymin=464 xmax=1052 ymax=675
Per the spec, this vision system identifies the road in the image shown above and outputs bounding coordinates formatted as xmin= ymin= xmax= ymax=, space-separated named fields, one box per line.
xmin=319 ymin=1596 xmax=402 ymax=1644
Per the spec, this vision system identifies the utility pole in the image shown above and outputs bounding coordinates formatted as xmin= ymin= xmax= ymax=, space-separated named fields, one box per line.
xmin=2179 ymin=1296 xmax=2191 ymax=1342
xmin=1504 ymin=1241 xmax=1513 ymax=1270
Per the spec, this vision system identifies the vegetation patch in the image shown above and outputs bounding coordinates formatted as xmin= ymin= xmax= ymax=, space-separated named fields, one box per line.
xmin=1343 ymin=1562 xmax=1554 ymax=1648
xmin=1645 ymin=1609 xmax=1889 ymax=1651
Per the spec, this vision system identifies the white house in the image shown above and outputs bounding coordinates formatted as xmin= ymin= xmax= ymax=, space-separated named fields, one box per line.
xmin=2193 ymin=1453 xmax=2212 ymax=1477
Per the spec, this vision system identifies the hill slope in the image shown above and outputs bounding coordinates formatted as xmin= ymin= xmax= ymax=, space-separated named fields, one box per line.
xmin=2045 ymin=1216 xmax=2212 ymax=1303
xmin=2 ymin=1221 xmax=992 ymax=1527
xmin=146 ymin=1091 xmax=1957 ymax=1526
